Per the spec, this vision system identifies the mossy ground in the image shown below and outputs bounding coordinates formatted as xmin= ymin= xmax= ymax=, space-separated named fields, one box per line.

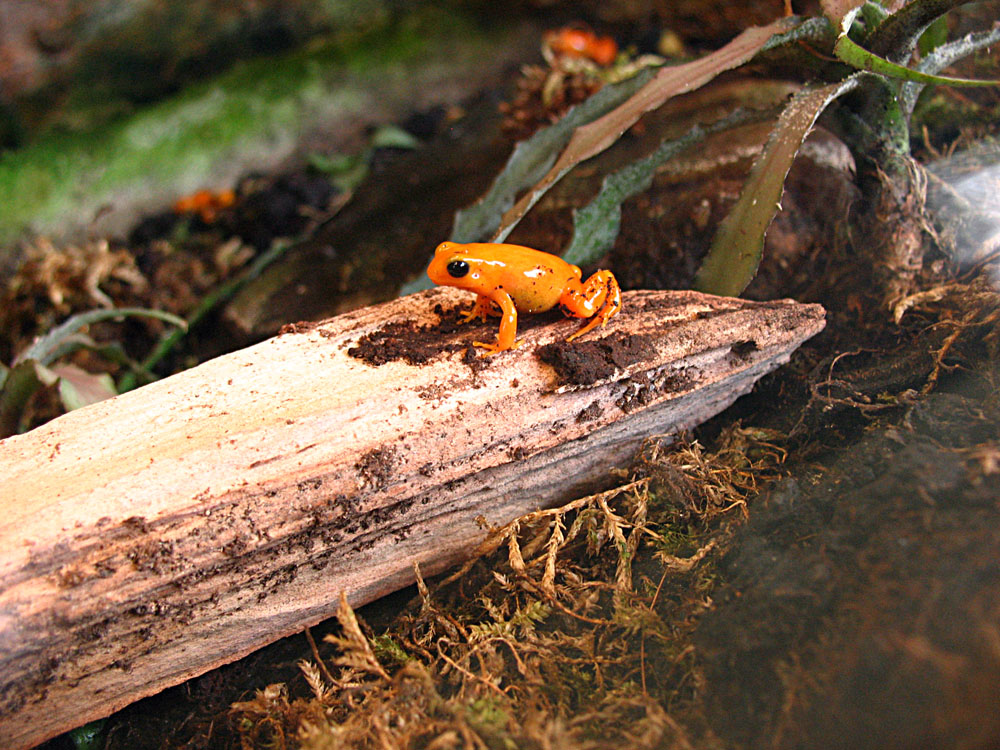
xmin=0 ymin=6 xmax=510 ymax=252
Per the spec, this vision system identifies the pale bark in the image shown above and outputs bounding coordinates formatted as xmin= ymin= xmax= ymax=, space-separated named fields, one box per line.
xmin=0 ymin=287 xmax=824 ymax=748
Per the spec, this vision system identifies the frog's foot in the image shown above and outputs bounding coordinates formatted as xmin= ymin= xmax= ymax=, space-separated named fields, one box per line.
xmin=565 ymin=272 xmax=621 ymax=342
xmin=473 ymin=338 xmax=522 ymax=356
xmin=459 ymin=295 xmax=494 ymax=325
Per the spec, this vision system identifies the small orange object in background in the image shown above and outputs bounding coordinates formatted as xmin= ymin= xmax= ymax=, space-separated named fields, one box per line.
xmin=543 ymin=27 xmax=618 ymax=66
xmin=173 ymin=188 xmax=236 ymax=223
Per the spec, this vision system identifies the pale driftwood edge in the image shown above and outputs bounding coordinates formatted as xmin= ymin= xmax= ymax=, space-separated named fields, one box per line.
xmin=0 ymin=287 xmax=824 ymax=748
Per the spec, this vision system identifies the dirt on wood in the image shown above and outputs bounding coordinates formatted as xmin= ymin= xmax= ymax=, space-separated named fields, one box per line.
xmin=6 ymin=5 xmax=999 ymax=749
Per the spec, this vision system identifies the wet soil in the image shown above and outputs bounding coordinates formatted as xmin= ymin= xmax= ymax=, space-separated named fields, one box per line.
xmin=697 ymin=376 xmax=1000 ymax=750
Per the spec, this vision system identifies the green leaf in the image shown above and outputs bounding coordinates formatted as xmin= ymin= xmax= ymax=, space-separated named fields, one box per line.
xmin=67 ymin=719 xmax=107 ymax=750
xmin=0 ymin=360 xmax=45 ymax=437
xmin=693 ymin=77 xmax=862 ymax=297
xmin=18 ymin=307 xmax=186 ymax=366
xmin=902 ymin=26 xmax=1000 ymax=114
xmin=493 ymin=17 xmax=801 ymax=245
xmin=835 ymin=6 xmax=1000 ymax=87
xmin=307 ymin=152 xmax=358 ymax=174
xmin=564 ymin=108 xmax=769 ymax=268
xmin=369 ymin=124 xmax=420 ymax=150
xmin=917 ymin=15 xmax=949 ymax=57
xmin=859 ymin=1 xmax=890 ymax=32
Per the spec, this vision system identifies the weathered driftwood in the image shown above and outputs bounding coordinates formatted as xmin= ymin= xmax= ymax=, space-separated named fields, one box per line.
xmin=0 ymin=287 xmax=824 ymax=748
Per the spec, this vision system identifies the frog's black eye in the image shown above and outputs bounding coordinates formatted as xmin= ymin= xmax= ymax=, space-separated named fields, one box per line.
xmin=446 ymin=260 xmax=470 ymax=278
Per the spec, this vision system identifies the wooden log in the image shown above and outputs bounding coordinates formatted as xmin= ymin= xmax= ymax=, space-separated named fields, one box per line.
xmin=0 ymin=288 xmax=824 ymax=748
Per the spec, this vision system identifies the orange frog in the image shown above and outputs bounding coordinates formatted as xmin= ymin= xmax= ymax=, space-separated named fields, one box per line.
xmin=544 ymin=27 xmax=618 ymax=66
xmin=427 ymin=241 xmax=621 ymax=354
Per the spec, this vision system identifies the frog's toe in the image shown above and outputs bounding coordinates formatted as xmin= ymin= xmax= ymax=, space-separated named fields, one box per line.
xmin=473 ymin=338 xmax=521 ymax=356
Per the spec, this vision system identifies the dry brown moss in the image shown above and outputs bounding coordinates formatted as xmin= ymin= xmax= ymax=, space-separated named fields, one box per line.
xmin=230 ymin=426 xmax=789 ymax=750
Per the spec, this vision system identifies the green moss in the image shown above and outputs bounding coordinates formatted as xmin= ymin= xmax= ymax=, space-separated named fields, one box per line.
xmin=0 ymin=7 xmax=487 ymax=248
xmin=371 ymin=633 xmax=411 ymax=666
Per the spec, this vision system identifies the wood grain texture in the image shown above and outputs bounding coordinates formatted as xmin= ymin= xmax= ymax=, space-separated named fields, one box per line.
xmin=0 ymin=287 xmax=824 ymax=748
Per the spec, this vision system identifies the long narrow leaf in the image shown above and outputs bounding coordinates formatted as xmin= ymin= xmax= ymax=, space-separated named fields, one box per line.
xmin=451 ymin=68 xmax=656 ymax=245
xmin=835 ymin=7 xmax=1000 ymax=87
xmin=564 ymin=108 xmax=771 ymax=267
xmin=760 ymin=15 xmax=835 ymax=50
xmin=901 ymin=26 xmax=1000 ymax=114
xmin=492 ymin=16 xmax=801 ymax=244
xmin=693 ymin=76 xmax=862 ymax=297
xmin=16 ymin=307 xmax=187 ymax=366
xmin=0 ymin=360 xmax=44 ymax=437
xmin=864 ymin=0 xmax=966 ymax=61
xmin=564 ymin=126 xmax=706 ymax=267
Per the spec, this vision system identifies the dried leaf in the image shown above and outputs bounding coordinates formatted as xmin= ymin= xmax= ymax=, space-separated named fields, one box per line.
xmin=493 ymin=17 xmax=800 ymax=242
xmin=298 ymin=660 xmax=332 ymax=703
xmin=564 ymin=108 xmax=770 ymax=268
xmin=51 ymin=363 xmax=117 ymax=411
xmin=324 ymin=591 xmax=390 ymax=681
xmin=819 ymin=0 xmax=865 ymax=27
xmin=507 ymin=523 xmax=527 ymax=575
xmin=598 ymin=497 xmax=633 ymax=600
xmin=539 ymin=516 xmax=565 ymax=599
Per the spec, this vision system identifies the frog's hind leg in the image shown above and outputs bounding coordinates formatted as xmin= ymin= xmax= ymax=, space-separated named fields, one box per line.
xmin=563 ymin=271 xmax=621 ymax=342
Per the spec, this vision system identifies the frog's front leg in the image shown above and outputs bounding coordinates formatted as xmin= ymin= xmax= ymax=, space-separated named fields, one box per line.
xmin=560 ymin=270 xmax=622 ymax=342
xmin=473 ymin=290 xmax=520 ymax=354
xmin=459 ymin=294 xmax=494 ymax=324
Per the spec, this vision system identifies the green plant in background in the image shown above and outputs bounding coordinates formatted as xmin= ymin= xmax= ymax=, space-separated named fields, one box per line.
xmin=408 ymin=0 xmax=998 ymax=302
xmin=308 ymin=124 xmax=420 ymax=193
xmin=66 ymin=719 xmax=106 ymax=750
xmin=695 ymin=0 xmax=1000 ymax=298
xmin=0 ymin=307 xmax=185 ymax=437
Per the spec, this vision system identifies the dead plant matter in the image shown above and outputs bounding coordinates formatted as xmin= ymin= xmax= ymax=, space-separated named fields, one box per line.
xmin=230 ymin=427 xmax=787 ymax=749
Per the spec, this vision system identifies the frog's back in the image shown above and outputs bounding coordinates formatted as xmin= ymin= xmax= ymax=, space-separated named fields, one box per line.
xmin=468 ymin=243 xmax=580 ymax=313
